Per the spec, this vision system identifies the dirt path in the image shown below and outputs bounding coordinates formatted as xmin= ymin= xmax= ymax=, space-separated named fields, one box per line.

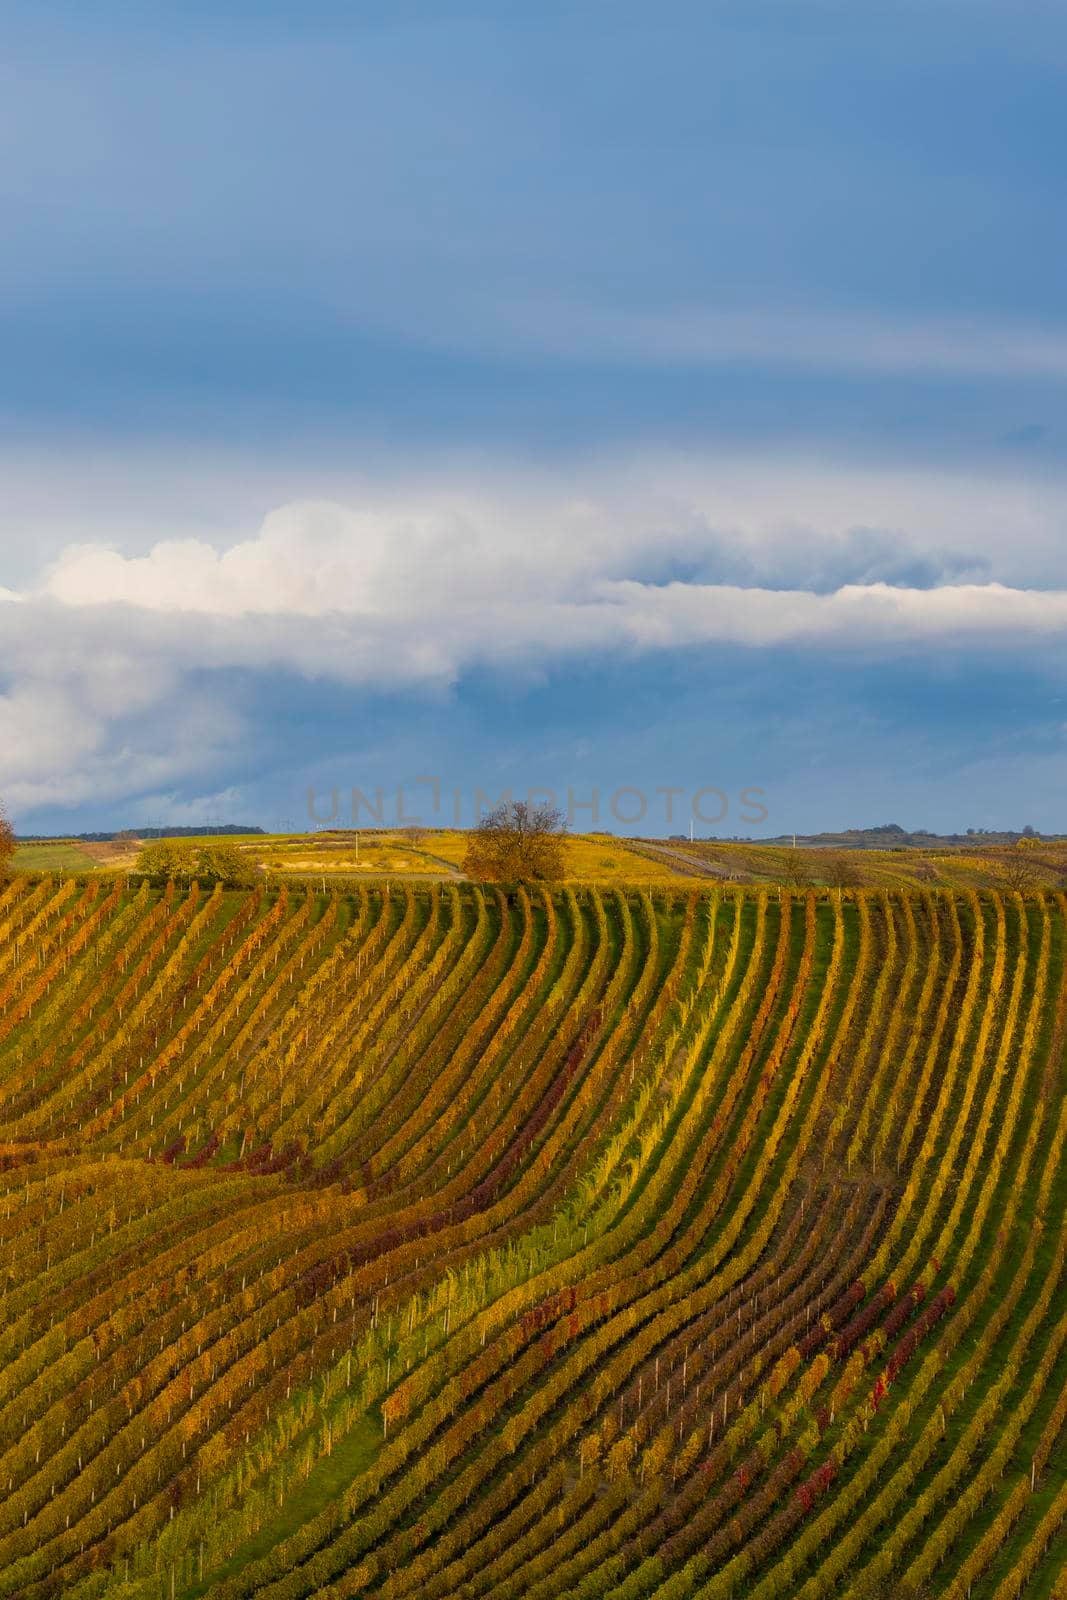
xmin=628 ymin=841 xmax=734 ymax=879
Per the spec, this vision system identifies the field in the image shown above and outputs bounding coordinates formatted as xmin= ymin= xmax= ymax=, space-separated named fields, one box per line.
xmin=14 ymin=829 xmax=1066 ymax=895
xmin=638 ymin=838 xmax=1067 ymax=891
xmin=12 ymin=840 xmax=159 ymax=874
xmin=11 ymin=841 xmax=106 ymax=873
xmin=2 ymin=874 xmax=1067 ymax=1599
xmin=12 ymin=833 xmax=690 ymax=885
xmin=255 ymin=832 xmax=690 ymax=884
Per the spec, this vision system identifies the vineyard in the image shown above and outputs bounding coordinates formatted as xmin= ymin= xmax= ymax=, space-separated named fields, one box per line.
xmin=2 ymin=874 xmax=1067 ymax=1599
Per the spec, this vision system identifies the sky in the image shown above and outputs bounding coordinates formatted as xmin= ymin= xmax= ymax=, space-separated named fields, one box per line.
xmin=2 ymin=0 xmax=1067 ymax=837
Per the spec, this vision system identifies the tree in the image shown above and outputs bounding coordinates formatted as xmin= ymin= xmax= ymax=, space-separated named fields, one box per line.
xmin=195 ymin=840 xmax=258 ymax=887
xmin=135 ymin=839 xmax=197 ymax=881
xmin=463 ymin=800 xmax=566 ymax=882
xmin=0 ymin=804 xmax=15 ymax=877
xmin=783 ymin=849 xmax=814 ymax=888
xmin=1001 ymin=845 xmax=1036 ymax=890
xmin=134 ymin=838 xmax=257 ymax=885
xmin=822 ymin=851 xmax=860 ymax=888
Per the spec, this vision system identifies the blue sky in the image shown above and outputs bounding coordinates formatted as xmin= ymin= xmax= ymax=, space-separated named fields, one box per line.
xmin=2 ymin=1 xmax=1067 ymax=835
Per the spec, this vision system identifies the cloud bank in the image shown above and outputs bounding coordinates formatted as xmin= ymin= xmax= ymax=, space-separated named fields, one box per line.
xmin=2 ymin=463 xmax=1066 ymax=820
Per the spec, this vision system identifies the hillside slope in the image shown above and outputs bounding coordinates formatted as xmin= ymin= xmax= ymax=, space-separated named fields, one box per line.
xmin=2 ymin=878 xmax=1066 ymax=1599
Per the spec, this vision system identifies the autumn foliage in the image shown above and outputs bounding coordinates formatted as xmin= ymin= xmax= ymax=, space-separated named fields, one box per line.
xmin=0 ymin=878 xmax=1065 ymax=1599
xmin=0 ymin=804 xmax=14 ymax=876
xmin=463 ymin=799 xmax=566 ymax=882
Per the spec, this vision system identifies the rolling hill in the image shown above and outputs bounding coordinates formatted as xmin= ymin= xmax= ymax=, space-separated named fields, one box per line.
xmin=1 ymin=875 xmax=1066 ymax=1599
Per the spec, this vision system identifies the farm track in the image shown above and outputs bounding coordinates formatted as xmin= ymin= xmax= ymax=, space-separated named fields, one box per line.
xmin=0 ymin=881 xmax=1065 ymax=1600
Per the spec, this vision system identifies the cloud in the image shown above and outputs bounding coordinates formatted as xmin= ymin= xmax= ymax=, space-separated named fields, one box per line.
xmin=596 ymin=578 xmax=1067 ymax=651
xmin=3 ymin=462 xmax=1067 ymax=822
xmin=483 ymin=304 xmax=1067 ymax=384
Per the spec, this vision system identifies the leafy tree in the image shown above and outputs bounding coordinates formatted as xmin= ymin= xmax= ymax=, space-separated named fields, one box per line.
xmin=463 ymin=800 xmax=566 ymax=882
xmin=195 ymin=840 xmax=258 ymax=887
xmin=135 ymin=837 xmax=257 ymax=885
xmin=134 ymin=840 xmax=198 ymax=881
xmin=0 ymin=803 xmax=14 ymax=877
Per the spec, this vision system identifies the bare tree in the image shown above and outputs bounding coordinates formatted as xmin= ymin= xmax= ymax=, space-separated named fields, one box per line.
xmin=1001 ymin=848 xmax=1037 ymax=890
xmin=401 ymin=825 xmax=429 ymax=848
xmin=822 ymin=851 xmax=861 ymax=888
xmin=463 ymin=800 xmax=567 ymax=882
xmin=783 ymin=848 xmax=815 ymax=888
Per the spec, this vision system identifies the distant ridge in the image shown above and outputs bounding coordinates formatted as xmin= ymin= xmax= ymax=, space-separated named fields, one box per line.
xmin=15 ymin=823 xmax=264 ymax=842
xmin=694 ymin=822 xmax=1063 ymax=849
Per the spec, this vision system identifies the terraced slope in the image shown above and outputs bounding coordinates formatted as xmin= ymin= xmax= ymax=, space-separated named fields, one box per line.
xmin=2 ymin=878 xmax=1066 ymax=1600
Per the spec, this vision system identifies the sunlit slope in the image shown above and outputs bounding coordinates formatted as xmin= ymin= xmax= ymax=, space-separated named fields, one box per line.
xmin=653 ymin=836 xmax=1067 ymax=891
xmin=17 ymin=829 xmax=1066 ymax=892
xmin=256 ymin=831 xmax=690 ymax=883
xmin=1 ymin=877 xmax=1066 ymax=1599
xmin=12 ymin=832 xmax=692 ymax=883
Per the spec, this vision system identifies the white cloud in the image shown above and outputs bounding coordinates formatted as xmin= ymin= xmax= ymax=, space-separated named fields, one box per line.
xmin=596 ymin=578 xmax=1067 ymax=650
xmin=3 ymin=460 xmax=1067 ymax=821
xmin=134 ymin=785 xmax=254 ymax=828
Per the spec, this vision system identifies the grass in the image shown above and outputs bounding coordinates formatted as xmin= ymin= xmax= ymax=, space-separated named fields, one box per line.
xmin=560 ymin=835 xmax=691 ymax=882
xmin=260 ymin=830 xmax=694 ymax=883
xmin=12 ymin=840 xmax=101 ymax=872
xmin=186 ymin=1409 xmax=383 ymax=1596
